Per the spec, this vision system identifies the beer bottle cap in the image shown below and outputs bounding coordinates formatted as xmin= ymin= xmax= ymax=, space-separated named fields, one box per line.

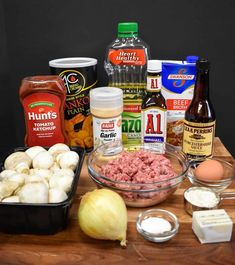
xmin=118 ymin=22 xmax=138 ymax=37
xmin=196 ymin=58 xmax=210 ymax=70
xmin=147 ymin=60 xmax=162 ymax=73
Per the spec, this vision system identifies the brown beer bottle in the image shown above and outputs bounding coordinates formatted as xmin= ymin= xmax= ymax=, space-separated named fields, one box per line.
xmin=182 ymin=58 xmax=216 ymax=159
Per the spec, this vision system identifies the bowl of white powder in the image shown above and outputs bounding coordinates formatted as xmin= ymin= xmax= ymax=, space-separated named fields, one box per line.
xmin=184 ymin=187 xmax=220 ymax=215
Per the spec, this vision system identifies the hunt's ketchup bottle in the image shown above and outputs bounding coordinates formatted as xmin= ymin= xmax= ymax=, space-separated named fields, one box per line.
xmin=19 ymin=76 xmax=68 ymax=147
xmin=141 ymin=60 xmax=167 ymax=153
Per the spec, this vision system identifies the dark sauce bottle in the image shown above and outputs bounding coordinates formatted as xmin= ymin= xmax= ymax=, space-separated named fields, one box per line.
xmin=182 ymin=58 xmax=216 ymax=159
xmin=141 ymin=60 xmax=167 ymax=152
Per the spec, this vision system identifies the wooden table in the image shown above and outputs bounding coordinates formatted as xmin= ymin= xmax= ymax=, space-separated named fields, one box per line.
xmin=0 ymin=138 xmax=234 ymax=265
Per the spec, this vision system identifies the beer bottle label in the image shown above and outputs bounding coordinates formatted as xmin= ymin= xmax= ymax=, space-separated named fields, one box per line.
xmin=182 ymin=120 xmax=216 ymax=157
xmin=141 ymin=107 xmax=167 ymax=152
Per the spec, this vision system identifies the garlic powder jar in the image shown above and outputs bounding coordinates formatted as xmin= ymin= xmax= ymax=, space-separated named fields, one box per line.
xmin=90 ymin=87 xmax=123 ymax=149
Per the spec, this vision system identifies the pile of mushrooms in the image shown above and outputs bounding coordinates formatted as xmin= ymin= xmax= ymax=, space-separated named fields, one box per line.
xmin=0 ymin=143 xmax=79 ymax=203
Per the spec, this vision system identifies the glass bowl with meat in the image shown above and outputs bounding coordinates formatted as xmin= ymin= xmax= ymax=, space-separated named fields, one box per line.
xmin=87 ymin=141 xmax=189 ymax=207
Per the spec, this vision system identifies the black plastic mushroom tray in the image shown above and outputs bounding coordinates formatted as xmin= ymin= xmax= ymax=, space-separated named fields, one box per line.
xmin=0 ymin=146 xmax=85 ymax=234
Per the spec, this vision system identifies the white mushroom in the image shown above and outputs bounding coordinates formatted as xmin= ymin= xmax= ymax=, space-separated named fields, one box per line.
xmin=49 ymin=174 xmax=73 ymax=193
xmin=14 ymin=162 xmax=31 ymax=174
xmin=50 ymin=162 xmax=61 ymax=173
xmin=25 ymin=146 xmax=46 ymax=159
xmin=33 ymin=151 xmax=54 ymax=169
xmin=30 ymin=168 xmax=53 ymax=181
xmin=48 ymin=143 xmax=70 ymax=158
xmin=4 ymin=152 xmax=31 ymax=174
xmin=0 ymin=181 xmax=19 ymax=200
xmin=49 ymin=188 xmax=68 ymax=203
xmin=3 ymin=173 xmax=26 ymax=186
xmin=57 ymin=151 xmax=79 ymax=171
xmin=24 ymin=174 xmax=49 ymax=187
xmin=18 ymin=182 xmax=49 ymax=203
xmin=54 ymin=168 xmax=75 ymax=179
xmin=0 ymin=169 xmax=17 ymax=180
xmin=2 ymin=195 xmax=20 ymax=203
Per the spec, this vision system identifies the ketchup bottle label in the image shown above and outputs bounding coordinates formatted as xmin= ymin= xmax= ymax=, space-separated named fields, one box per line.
xmin=22 ymin=92 xmax=65 ymax=146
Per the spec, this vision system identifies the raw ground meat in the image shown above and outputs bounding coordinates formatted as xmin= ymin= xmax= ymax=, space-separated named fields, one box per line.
xmin=98 ymin=150 xmax=179 ymax=205
xmin=100 ymin=150 xmax=176 ymax=184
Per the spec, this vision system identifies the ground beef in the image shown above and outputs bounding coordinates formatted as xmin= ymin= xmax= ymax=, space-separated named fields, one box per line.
xmin=98 ymin=150 xmax=179 ymax=205
xmin=100 ymin=150 xmax=176 ymax=185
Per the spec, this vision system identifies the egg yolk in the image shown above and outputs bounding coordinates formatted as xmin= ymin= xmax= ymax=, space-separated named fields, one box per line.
xmin=195 ymin=160 xmax=224 ymax=181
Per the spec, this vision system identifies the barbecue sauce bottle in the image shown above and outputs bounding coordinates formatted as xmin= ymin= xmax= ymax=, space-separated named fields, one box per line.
xmin=141 ymin=60 xmax=167 ymax=152
xmin=182 ymin=59 xmax=216 ymax=158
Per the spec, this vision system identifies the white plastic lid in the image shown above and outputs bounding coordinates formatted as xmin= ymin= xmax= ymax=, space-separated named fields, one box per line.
xmin=147 ymin=60 xmax=162 ymax=72
xmin=90 ymin=87 xmax=123 ymax=109
xmin=49 ymin=57 xmax=97 ymax=68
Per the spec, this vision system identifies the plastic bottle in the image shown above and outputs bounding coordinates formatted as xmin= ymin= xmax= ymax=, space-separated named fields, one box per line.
xmin=104 ymin=22 xmax=150 ymax=144
xmin=90 ymin=87 xmax=123 ymax=149
xmin=19 ymin=76 xmax=68 ymax=147
xmin=141 ymin=60 xmax=167 ymax=152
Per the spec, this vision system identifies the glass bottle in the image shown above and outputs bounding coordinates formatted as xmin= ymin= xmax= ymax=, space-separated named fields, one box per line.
xmin=182 ymin=58 xmax=216 ymax=159
xmin=141 ymin=60 xmax=167 ymax=152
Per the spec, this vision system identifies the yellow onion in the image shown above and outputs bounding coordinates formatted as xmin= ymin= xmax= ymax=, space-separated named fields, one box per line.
xmin=78 ymin=189 xmax=127 ymax=247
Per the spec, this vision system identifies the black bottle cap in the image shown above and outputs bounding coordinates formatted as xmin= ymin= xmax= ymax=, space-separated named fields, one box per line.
xmin=196 ymin=58 xmax=210 ymax=71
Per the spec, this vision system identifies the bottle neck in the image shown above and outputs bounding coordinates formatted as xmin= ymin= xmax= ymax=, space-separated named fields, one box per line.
xmin=193 ymin=69 xmax=210 ymax=100
xmin=146 ymin=72 xmax=162 ymax=92
xmin=117 ymin=32 xmax=138 ymax=38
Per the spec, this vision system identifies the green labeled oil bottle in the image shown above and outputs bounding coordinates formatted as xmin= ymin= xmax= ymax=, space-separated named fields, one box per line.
xmin=182 ymin=58 xmax=216 ymax=159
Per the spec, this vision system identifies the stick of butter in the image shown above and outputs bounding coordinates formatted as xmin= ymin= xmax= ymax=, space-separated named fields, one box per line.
xmin=192 ymin=209 xmax=233 ymax=244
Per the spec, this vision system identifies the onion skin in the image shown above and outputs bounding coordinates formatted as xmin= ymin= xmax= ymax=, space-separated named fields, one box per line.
xmin=78 ymin=189 xmax=127 ymax=247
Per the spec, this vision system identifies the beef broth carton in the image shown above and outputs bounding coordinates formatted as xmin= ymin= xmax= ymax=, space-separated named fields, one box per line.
xmin=161 ymin=57 xmax=197 ymax=149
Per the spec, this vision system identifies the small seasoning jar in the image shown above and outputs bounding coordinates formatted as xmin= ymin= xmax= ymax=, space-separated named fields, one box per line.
xmin=90 ymin=87 xmax=123 ymax=149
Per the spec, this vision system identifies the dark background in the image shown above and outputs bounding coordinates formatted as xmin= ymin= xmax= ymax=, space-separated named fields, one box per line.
xmin=0 ymin=0 xmax=234 ymax=156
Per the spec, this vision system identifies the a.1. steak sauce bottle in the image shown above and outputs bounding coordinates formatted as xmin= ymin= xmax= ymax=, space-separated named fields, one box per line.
xmin=19 ymin=76 xmax=68 ymax=147
xmin=182 ymin=58 xmax=216 ymax=159
xmin=141 ymin=60 xmax=167 ymax=152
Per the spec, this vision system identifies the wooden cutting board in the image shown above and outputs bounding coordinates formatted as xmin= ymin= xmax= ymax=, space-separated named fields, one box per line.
xmin=0 ymin=137 xmax=234 ymax=265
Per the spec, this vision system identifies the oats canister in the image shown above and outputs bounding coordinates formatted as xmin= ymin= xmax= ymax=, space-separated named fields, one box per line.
xmin=49 ymin=57 xmax=98 ymax=151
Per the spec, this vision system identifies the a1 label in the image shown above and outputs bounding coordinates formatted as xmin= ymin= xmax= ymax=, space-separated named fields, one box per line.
xmin=141 ymin=107 xmax=167 ymax=151
xmin=147 ymin=75 xmax=162 ymax=92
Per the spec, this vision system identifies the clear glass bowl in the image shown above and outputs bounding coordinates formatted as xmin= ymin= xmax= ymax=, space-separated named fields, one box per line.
xmin=136 ymin=209 xmax=179 ymax=242
xmin=87 ymin=141 xmax=189 ymax=207
xmin=187 ymin=158 xmax=235 ymax=192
